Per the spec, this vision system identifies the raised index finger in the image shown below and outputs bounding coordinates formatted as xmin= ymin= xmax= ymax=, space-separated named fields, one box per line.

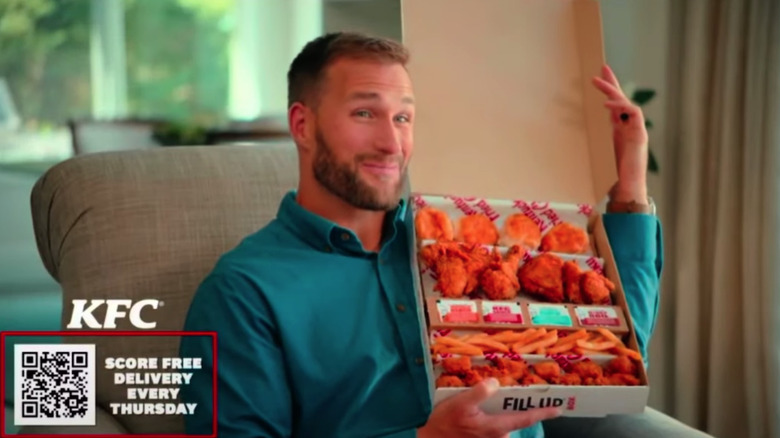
xmin=601 ymin=65 xmax=624 ymax=93
xmin=592 ymin=76 xmax=627 ymax=102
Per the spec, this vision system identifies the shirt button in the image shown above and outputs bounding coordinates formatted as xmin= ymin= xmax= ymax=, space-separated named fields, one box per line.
xmin=341 ymin=233 xmax=350 ymax=241
xmin=396 ymin=303 xmax=406 ymax=312
xmin=415 ymin=357 xmax=425 ymax=365
xmin=324 ymin=246 xmax=332 ymax=253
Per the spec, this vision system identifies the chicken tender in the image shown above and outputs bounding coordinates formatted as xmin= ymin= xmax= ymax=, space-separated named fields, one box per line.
xmin=497 ymin=375 xmax=519 ymax=387
xmin=581 ymin=271 xmax=616 ymax=305
xmin=456 ymin=213 xmax=499 ymax=245
xmin=463 ymin=369 xmax=486 ymax=386
xmin=584 ymin=376 xmax=612 ymax=386
xmin=479 ymin=245 xmax=524 ymax=300
xmin=436 ymin=375 xmax=466 ymax=388
xmin=569 ymin=361 xmax=604 ymax=380
xmin=608 ymin=373 xmax=641 ymax=386
xmin=518 ymin=253 xmax=565 ymax=303
xmin=562 ymin=260 xmax=584 ymax=304
xmin=532 ymin=362 xmax=562 ymax=384
xmin=605 ymin=355 xmax=637 ymax=376
xmin=493 ymin=358 xmax=529 ymax=380
xmin=415 ymin=206 xmax=454 ymax=241
xmin=540 ymin=222 xmax=590 ymax=254
xmin=433 ymin=258 xmax=469 ymax=298
xmin=521 ymin=374 xmax=547 ymax=386
xmin=557 ymin=373 xmax=582 ymax=386
xmin=500 ymin=213 xmax=542 ymax=249
xmin=442 ymin=356 xmax=472 ymax=374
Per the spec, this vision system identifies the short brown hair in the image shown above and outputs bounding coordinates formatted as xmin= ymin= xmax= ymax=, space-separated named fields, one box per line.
xmin=287 ymin=32 xmax=410 ymax=108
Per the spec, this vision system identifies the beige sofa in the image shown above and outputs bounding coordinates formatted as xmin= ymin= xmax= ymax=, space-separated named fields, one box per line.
xmin=21 ymin=143 xmax=712 ymax=437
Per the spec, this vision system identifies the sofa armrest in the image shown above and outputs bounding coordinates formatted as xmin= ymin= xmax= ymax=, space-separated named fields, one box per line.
xmin=15 ymin=404 xmax=128 ymax=435
xmin=543 ymin=407 xmax=713 ymax=438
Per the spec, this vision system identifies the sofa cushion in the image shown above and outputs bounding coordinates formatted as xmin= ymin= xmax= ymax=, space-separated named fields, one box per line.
xmin=29 ymin=143 xmax=299 ymax=434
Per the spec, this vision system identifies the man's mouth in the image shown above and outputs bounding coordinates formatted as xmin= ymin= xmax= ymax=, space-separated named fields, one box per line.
xmin=361 ymin=161 xmax=400 ymax=176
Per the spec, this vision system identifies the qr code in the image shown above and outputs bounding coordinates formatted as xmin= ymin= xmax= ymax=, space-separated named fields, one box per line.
xmin=14 ymin=344 xmax=96 ymax=426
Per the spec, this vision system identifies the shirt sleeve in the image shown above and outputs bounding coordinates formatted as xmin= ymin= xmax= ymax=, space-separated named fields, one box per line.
xmin=602 ymin=213 xmax=664 ymax=367
xmin=179 ymin=270 xmax=293 ymax=437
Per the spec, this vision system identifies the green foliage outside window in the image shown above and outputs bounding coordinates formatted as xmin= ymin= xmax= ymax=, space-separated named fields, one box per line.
xmin=0 ymin=0 xmax=235 ymax=130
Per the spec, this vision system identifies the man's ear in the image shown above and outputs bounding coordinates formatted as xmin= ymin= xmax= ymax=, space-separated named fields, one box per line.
xmin=288 ymin=102 xmax=313 ymax=153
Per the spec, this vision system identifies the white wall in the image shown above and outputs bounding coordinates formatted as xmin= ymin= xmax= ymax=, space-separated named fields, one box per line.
xmin=599 ymin=0 xmax=672 ymax=412
xmin=323 ymin=0 xmax=402 ymax=41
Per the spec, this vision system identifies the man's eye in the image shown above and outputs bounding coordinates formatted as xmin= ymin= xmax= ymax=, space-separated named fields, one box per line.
xmin=395 ymin=114 xmax=411 ymax=123
xmin=355 ymin=110 xmax=371 ymax=118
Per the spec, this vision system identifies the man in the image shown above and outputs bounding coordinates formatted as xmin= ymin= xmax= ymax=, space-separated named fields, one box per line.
xmin=179 ymin=32 xmax=661 ymax=438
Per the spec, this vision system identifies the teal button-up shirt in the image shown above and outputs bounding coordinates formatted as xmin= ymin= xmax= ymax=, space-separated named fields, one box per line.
xmin=179 ymin=191 xmax=663 ymax=438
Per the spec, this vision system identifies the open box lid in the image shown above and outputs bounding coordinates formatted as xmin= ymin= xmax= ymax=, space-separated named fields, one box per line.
xmin=400 ymin=0 xmax=617 ymax=206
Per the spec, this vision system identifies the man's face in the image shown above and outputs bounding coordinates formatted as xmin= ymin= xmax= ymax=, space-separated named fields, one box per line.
xmin=309 ymin=58 xmax=415 ymax=211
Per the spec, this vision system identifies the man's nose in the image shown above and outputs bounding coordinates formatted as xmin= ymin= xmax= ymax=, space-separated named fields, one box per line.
xmin=374 ymin=118 xmax=403 ymax=154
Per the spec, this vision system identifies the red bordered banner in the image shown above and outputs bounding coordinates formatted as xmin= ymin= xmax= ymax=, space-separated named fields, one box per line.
xmin=0 ymin=331 xmax=217 ymax=438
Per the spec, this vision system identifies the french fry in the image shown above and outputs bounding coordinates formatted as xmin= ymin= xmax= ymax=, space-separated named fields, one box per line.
xmin=595 ymin=328 xmax=625 ymax=347
xmin=436 ymin=336 xmax=475 ymax=349
xmin=574 ymin=347 xmax=609 ymax=355
xmin=553 ymin=329 xmax=588 ymax=346
xmin=490 ymin=331 xmax=529 ymax=344
xmin=575 ymin=339 xmax=616 ymax=351
xmin=518 ymin=328 xmax=547 ymax=345
xmin=546 ymin=341 xmax=578 ymax=355
xmin=431 ymin=344 xmax=449 ymax=355
xmin=613 ymin=346 xmax=643 ymax=362
xmin=460 ymin=332 xmax=489 ymax=342
xmin=444 ymin=345 xmax=484 ymax=356
xmin=513 ymin=332 xmax=558 ymax=354
xmin=467 ymin=338 xmax=510 ymax=353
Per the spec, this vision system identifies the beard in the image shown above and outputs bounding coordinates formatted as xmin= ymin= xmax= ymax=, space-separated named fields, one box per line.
xmin=312 ymin=128 xmax=406 ymax=211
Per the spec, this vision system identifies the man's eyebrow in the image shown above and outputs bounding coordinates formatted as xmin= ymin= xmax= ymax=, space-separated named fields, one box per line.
xmin=347 ymin=91 xmax=415 ymax=105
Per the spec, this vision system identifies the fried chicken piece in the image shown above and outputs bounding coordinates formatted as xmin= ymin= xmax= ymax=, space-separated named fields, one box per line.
xmin=497 ymin=375 xmax=519 ymax=387
xmin=463 ymin=369 xmax=486 ymax=386
xmin=605 ymin=355 xmax=637 ymax=376
xmin=418 ymin=241 xmax=462 ymax=270
xmin=479 ymin=245 xmax=525 ymax=300
xmin=608 ymin=373 xmax=641 ymax=386
xmin=562 ymin=260 xmax=584 ymax=304
xmin=462 ymin=246 xmax=492 ymax=294
xmin=493 ymin=358 xmax=529 ymax=380
xmin=521 ymin=374 xmax=547 ymax=385
xmin=456 ymin=213 xmax=499 ymax=245
xmin=436 ymin=375 xmax=466 ymax=388
xmin=471 ymin=365 xmax=502 ymax=379
xmin=433 ymin=258 xmax=469 ymax=298
xmin=518 ymin=253 xmax=565 ymax=303
xmin=415 ymin=207 xmax=454 ymax=241
xmin=419 ymin=241 xmax=491 ymax=297
xmin=442 ymin=356 xmax=472 ymax=374
xmin=557 ymin=373 xmax=582 ymax=386
xmin=540 ymin=222 xmax=590 ymax=254
xmin=583 ymin=376 xmax=612 ymax=386
xmin=532 ymin=362 xmax=562 ymax=384
xmin=569 ymin=361 xmax=604 ymax=381
xmin=500 ymin=213 xmax=542 ymax=250
xmin=581 ymin=271 xmax=616 ymax=305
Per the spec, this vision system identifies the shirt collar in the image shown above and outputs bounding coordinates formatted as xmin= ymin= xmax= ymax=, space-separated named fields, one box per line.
xmin=276 ymin=190 xmax=407 ymax=255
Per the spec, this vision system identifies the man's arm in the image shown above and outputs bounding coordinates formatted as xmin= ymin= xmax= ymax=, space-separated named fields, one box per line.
xmin=179 ymin=271 xmax=293 ymax=437
xmin=602 ymin=212 xmax=663 ymax=364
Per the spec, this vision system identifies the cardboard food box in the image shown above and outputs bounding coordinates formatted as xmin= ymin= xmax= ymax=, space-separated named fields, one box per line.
xmin=400 ymin=0 xmax=650 ymax=417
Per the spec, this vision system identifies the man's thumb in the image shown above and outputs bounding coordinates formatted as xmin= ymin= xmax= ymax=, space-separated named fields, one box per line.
xmin=455 ymin=377 xmax=500 ymax=407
